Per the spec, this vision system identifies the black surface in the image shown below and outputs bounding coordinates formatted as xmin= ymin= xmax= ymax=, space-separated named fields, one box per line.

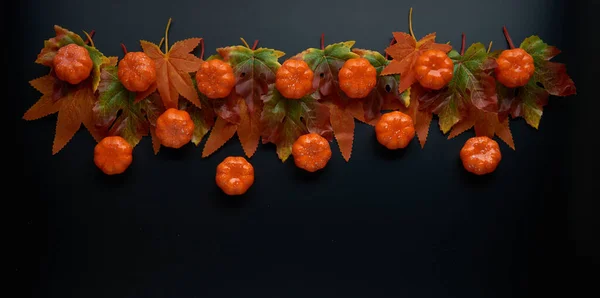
xmin=10 ymin=0 xmax=599 ymax=297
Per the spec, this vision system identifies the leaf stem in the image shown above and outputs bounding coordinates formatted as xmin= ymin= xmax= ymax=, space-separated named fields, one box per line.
xmin=121 ymin=43 xmax=128 ymax=55
xmin=409 ymin=7 xmax=416 ymax=40
xmin=199 ymin=39 xmax=205 ymax=60
xmin=502 ymin=26 xmax=515 ymax=49
xmin=158 ymin=37 xmax=165 ymax=49
xmin=84 ymin=30 xmax=95 ymax=45
xmin=460 ymin=33 xmax=466 ymax=56
xmin=320 ymin=33 xmax=325 ymax=50
xmin=487 ymin=41 xmax=493 ymax=53
xmin=240 ymin=37 xmax=250 ymax=48
xmin=83 ymin=31 xmax=95 ymax=48
xmin=385 ymin=37 xmax=396 ymax=59
xmin=251 ymin=39 xmax=259 ymax=50
xmin=164 ymin=18 xmax=172 ymax=53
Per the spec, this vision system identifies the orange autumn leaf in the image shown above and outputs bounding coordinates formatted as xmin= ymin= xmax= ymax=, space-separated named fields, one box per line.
xmin=381 ymin=32 xmax=451 ymax=93
xmin=204 ymin=94 xmax=261 ymax=158
xmin=237 ymin=100 xmax=261 ymax=157
xmin=399 ymin=85 xmax=432 ymax=148
xmin=449 ymin=108 xmax=515 ymax=150
xmin=202 ymin=116 xmax=238 ymax=157
xmin=24 ymin=75 xmax=103 ymax=154
xmin=23 ymin=75 xmax=62 ymax=120
xmin=140 ymin=38 xmax=202 ymax=109
xmin=135 ymin=82 xmax=157 ymax=103
xmin=347 ymin=100 xmax=378 ymax=126
xmin=329 ymin=105 xmax=355 ymax=161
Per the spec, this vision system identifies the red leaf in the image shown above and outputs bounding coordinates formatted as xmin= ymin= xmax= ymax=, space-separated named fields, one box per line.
xmin=305 ymin=100 xmax=334 ymax=140
xmin=538 ymin=62 xmax=576 ymax=96
xmin=213 ymin=93 xmax=242 ymax=124
xmin=470 ymin=69 xmax=499 ymax=112
xmin=381 ymin=32 xmax=452 ymax=93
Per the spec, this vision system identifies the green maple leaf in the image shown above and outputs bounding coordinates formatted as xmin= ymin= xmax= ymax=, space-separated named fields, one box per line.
xmin=261 ymin=87 xmax=332 ymax=162
xmin=418 ymin=43 xmax=498 ymax=134
xmin=202 ymin=45 xmax=284 ymax=157
xmin=215 ymin=45 xmax=284 ymax=113
xmin=36 ymin=25 xmax=110 ymax=92
xmin=94 ymin=66 xmax=164 ymax=148
xmin=180 ymin=100 xmax=213 ymax=146
xmin=293 ymin=41 xmax=360 ymax=161
xmin=295 ymin=41 xmax=358 ymax=99
xmin=497 ymin=36 xmax=576 ymax=129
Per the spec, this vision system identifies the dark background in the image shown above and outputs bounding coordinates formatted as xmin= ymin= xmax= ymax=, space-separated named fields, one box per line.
xmin=8 ymin=0 xmax=599 ymax=297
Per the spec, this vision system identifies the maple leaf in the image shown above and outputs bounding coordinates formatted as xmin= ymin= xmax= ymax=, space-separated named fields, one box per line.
xmin=497 ymin=36 xmax=576 ymax=129
xmin=352 ymin=49 xmax=409 ymax=124
xmin=295 ymin=41 xmax=358 ymax=99
xmin=202 ymin=116 xmax=238 ymax=158
xmin=201 ymin=94 xmax=257 ymax=158
xmin=140 ymin=38 xmax=202 ymax=109
xmin=448 ymin=106 xmax=515 ymax=150
xmin=23 ymin=74 xmax=104 ymax=154
xmin=202 ymin=45 xmax=284 ymax=158
xmin=409 ymin=43 xmax=501 ymax=147
xmin=260 ymin=87 xmax=332 ymax=162
xmin=216 ymin=46 xmax=285 ymax=113
xmin=294 ymin=41 xmax=359 ymax=161
xmin=144 ymin=93 xmax=165 ymax=154
xmin=94 ymin=66 xmax=165 ymax=148
xmin=23 ymin=75 xmax=62 ymax=121
xmin=401 ymin=84 xmax=432 ymax=148
xmin=381 ymin=32 xmax=452 ymax=93
xmin=36 ymin=25 xmax=110 ymax=91
xmin=180 ymin=92 xmax=214 ymax=147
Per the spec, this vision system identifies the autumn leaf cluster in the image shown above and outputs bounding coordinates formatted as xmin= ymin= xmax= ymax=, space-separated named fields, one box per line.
xmin=24 ymin=22 xmax=575 ymax=161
